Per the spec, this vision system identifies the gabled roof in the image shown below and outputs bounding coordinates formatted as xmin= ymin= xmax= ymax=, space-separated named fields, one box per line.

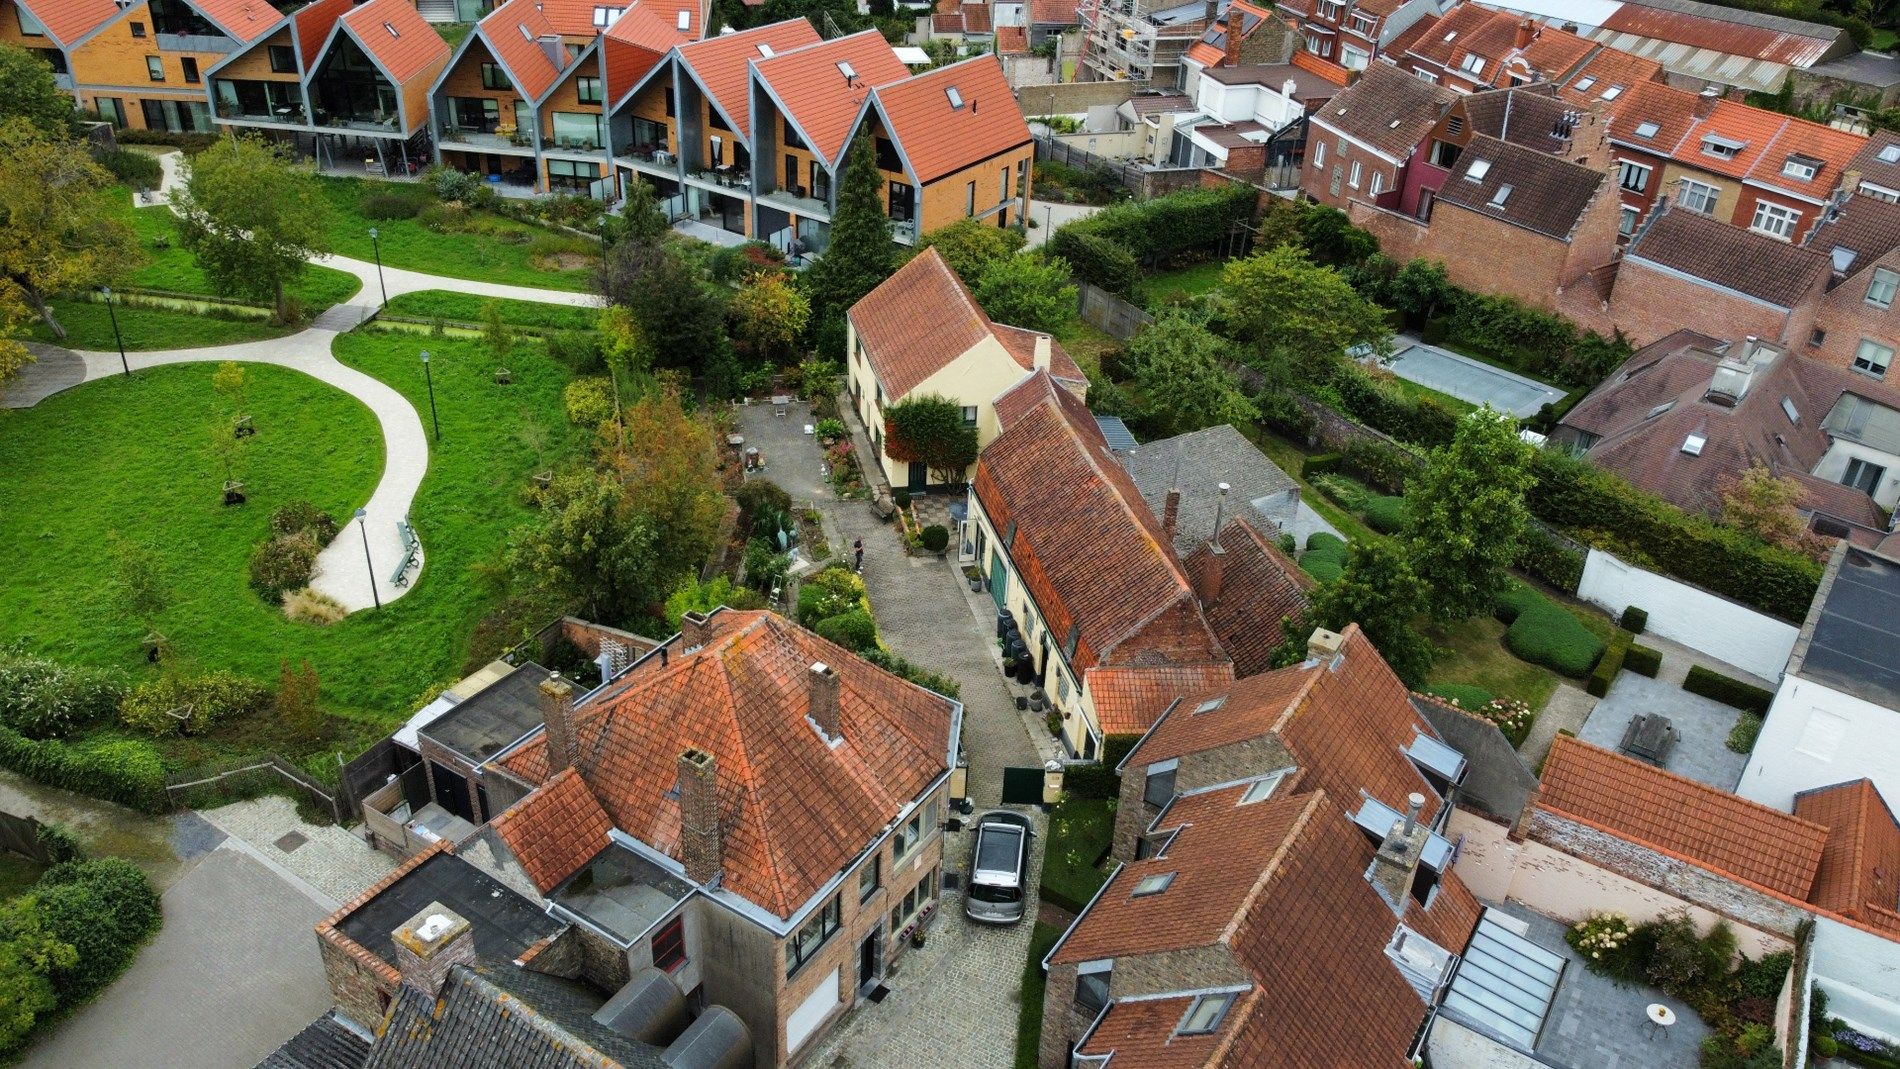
xmin=497 ymin=610 xmax=956 ymax=921
xmin=342 ymin=0 xmax=451 ymax=85
xmin=1124 ymin=423 xmax=1300 ymax=557
xmin=1624 ymin=202 xmax=1829 ymax=308
xmin=1074 ymin=989 xmax=1262 ymax=1068
xmin=1797 ymin=778 xmax=1900 ymax=932
xmin=1308 ymin=61 xmax=1457 ymax=163
xmin=849 ymin=247 xmax=1082 ymax=399
xmin=1851 ymin=131 xmax=1900 ymax=196
xmin=1696 ymin=98 xmax=1863 ymax=199
xmin=1403 ymin=4 xmax=1593 ymax=87
xmin=754 ymin=31 xmax=909 ymax=167
xmin=1606 ymin=78 xmax=1700 ymax=151
xmin=366 ymin=964 xmax=669 ymax=1069
xmin=994 ymin=24 xmax=1028 ymax=53
xmin=191 ymin=0 xmax=288 ymax=44
xmin=678 ymin=19 xmax=822 ymax=138
xmin=871 ymin=56 xmax=1032 ymax=184
xmin=1435 ymin=133 xmax=1607 ymax=241
xmin=1186 ymin=519 xmax=1315 ymax=680
xmin=14 ymin=0 xmax=119 ymax=48
xmin=475 ymin=0 xmax=567 ymax=101
xmin=1598 ymin=2 xmax=1840 ymax=68
xmin=604 ymin=8 xmax=683 ymax=86
xmin=974 ymin=380 xmax=1226 ymax=675
xmin=295 ymin=0 xmax=355 ymax=70
xmin=490 ymin=767 xmax=613 ymax=894
xmin=633 ymin=0 xmax=707 ymax=41
xmin=1185 ymin=0 xmax=1273 ymax=68
xmin=1459 ymin=86 xmax=1584 ymax=154
xmin=1558 ymin=41 xmax=1666 ymax=108
xmin=1809 ymin=192 xmax=1900 ymax=283
xmin=258 ymin=1012 xmax=370 ymax=1069
xmin=1124 ymin=658 xmax=1322 ymax=768
xmin=1537 ymin=735 xmax=1830 ymax=900
xmin=1030 ymin=0 xmax=1080 ymax=25
xmin=1088 ymin=663 xmax=1237 ymax=737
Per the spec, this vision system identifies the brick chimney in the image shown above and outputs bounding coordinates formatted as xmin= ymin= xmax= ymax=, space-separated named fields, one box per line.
xmin=539 ymin=673 xmax=576 ymax=773
xmin=1225 ymin=6 xmax=1245 ymax=65
xmin=1195 ymin=540 xmax=1226 ymax=606
xmin=1695 ymin=86 xmax=1720 ymax=119
xmin=678 ymin=748 xmax=721 ymax=884
xmin=680 ymin=610 xmax=712 ymax=652
xmin=1513 ymin=18 xmax=1534 ymax=50
xmin=1033 ymin=333 xmax=1052 ymax=371
xmin=808 ymin=662 xmax=841 ymax=743
xmin=1161 ymin=488 xmax=1181 ymax=540
xmin=392 ymin=903 xmax=476 ymax=997
xmin=1367 ymin=793 xmax=1430 ymax=915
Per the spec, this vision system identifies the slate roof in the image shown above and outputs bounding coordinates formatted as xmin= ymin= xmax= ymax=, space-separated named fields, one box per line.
xmin=872 ymin=56 xmax=1032 ymax=184
xmin=849 ymin=248 xmax=1083 ymax=400
xmin=255 ymin=1012 xmax=370 ymax=1069
xmin=974 ymin=377 xmax=1226 ymax=675
xmin=1796 ymin=778 xmax=1900 ymax=932
xmin=491 ymin=767 xmax=614 ymax=894
xmin=755 ymin=31 xmax=909 ymax=167
xmin=365 ymin=964 xmax=668 ymax=1069
xmin=327 ymin=850 xmax=565 ymax=976
xmin=1624 ymin=203 xmax=1830 ymax=308
xmin=343 ymin=0 xmax=450 ymax=85
xmin=1087 ymin=663 xmax=1237 ymax=736
xmin=1308 ymin=61 xmax=1457 ymax=163
xmin=677 ymin=19 xmax=822 ymax=138
xmin=1123 ymin=424 xmax=1301 ymax=557
xmin=1537 ymin=735 xmax=1830 ymax=900
xmin=1435 ymin=134 xmax=1606 ymax=241
xmin=1459 ymin=86 xmax=1587 ymax=154
xmin=1795 ymin=545 xmax=1900 ymax=709
xmin=497 ymin=610 xmax=955 ymax=921
xmin=1185 ymin=519 xmax=1314 ymax=680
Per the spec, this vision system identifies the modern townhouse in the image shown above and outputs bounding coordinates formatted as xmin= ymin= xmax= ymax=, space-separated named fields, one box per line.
xmin=0 ymin=0 xmax=114 ymax=97
xmin=1274 ymin=0 xmax=1438 ymax=80
xmin=308 ymin=606 xmax=962 ymax=1069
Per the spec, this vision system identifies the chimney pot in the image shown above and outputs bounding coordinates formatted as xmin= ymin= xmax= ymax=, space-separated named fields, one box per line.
xmin=678 ymin=748 xmax=721 ymax=884
xmin=392 ymin=903 xmax=475 ymax=997
xmin=808 ymin=662 xmax=841 ymax=742
xmin=1306 ymin=627 xmax=1346 ymax=659
xmin=539 ymin=673 xmax=577 ymax=773
xmin=1402 ymin=792 xmax=1424 ymax=837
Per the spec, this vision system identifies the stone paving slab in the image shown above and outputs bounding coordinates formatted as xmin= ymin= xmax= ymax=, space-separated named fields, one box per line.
xmin=1578 ymin=672 xmax=1747 ymax=791
xmin=199 ymin=795 xmax=394 ymax=906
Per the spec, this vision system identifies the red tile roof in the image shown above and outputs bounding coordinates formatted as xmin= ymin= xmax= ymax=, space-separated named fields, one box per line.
xmin=995 ymin=25 xmax=1028 ymax=54
xmin=294 ymin=0 xmax=355 ymax=70
xmin=1600 ymin=5 xmax=1839 ymax=67
xmin=491 ymin=767 xmax=614 ymax=894
xmin=678 ymin=19 xmax=822 ymax=138
xmin=194 ymin=0 xmax=288 ymax=44
xmin=604 ymin=11 xmax=679 ymax=90
xmin=344 ymin=0 xmax=451 ymax=85
xmin=631 ymin=0 xmax=708 ymax=41
xmin=993 ymin=323 xmax=1085 ymax=385
xmin=974 ymin=381 xmax=1226 ymax=676
xmin=1606 ymin=78 xmax=1700 ymax=152
xmin=1075 ymin=990 xmax=1262 ymax=1068
xmin=1796 ymin=779 xmax=1900 ymax=929
xmin=755 ymin=31 xmax=909 ymax=167
xmin=872 ymin=56 xmax=1033 ymax=184
xmin=497 ymin=611 xmax=955 ymax=920
xmin=1030 ymin=0 xmax=1078 ymax=26
xmin=1538 ymin=735 xmax=1831 ymax=900
xmin=1558 ymin=44 xmax=1665 ymax=110
xmin=1609 ymin=86 xmax=1865 ymax=202
xmin=1402 ymin=5 xmax=1592 ymax=89
xmin=479 ymin=0 xmax=566 ymax=101
xmin=1087 ymin=663 xmax=1236 ymax=737
xmin=1126 ymin=660 xmax=1321 ymax=768
xmin=16 ymin=0 xmax=119 ymax=48
xmin=1186 ymin=519 xmax=1314 ymax=680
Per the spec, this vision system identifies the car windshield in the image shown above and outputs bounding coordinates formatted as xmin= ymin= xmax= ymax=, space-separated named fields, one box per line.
xmin=975 ymin=827 xmax=1022 ymax=876
xmin=969 ymin=883 xmax=1022 ymax=903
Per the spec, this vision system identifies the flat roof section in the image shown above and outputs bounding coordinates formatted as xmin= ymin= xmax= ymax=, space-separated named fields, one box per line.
xmin=1800 ymin=548 xmax=1900 ymax=709
xmin=335 ymin=851 xmax=564 ymax=970
xmin=421 ymin=661 xmax=552 ymax=763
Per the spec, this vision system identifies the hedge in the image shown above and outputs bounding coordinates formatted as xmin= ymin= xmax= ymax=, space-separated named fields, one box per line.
xmin=1496 ymin=583 xmax=1606 ymax=678
xmin=35 ymin=858 xmax=163 ymax=1002
xmin=1587 ymin=630 xmax=1635 ymax=699
xmin=1516 ymin=524 xmax=1586 ymax=594
xmin=1063 ymin=762 xmax=1120 ymax=800
xmin=1684 ymin=665 xmax=1774 ymax=715
xmin=1057 ymin=182 xmax=1257 ymax=268
xmin=1047 ymin=228 xmax=1141 ymax=296
xmin=1365 ymin=495 xmax=1409 ymax=535
xmin=1625 ymin=644 xmax=1662 ymax=677
xmin=1620 ymin=606 xmax=1649 ymax=633
xmin=0 ymin=728 xmax=167 ymax=812
xmin=1326 ymin=365 xmax=1460 ymax=449
xmin=1300 ymin=532 xmax=1349 ymax=583
xmin=1302 ymin=452 xmax=1342 ymax=480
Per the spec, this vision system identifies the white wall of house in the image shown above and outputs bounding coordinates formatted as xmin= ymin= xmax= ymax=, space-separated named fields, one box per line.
xmin=1809 ymin=439 xmax=1900 ymax=511
xmin=843 ymin=321 xmax=1037 ymax=489
xmin=1577 ymin=549 xmax=1798 ymax=680
xmin=1812 ymin=915 xmax=1900 ymax=1045
xmin=1738 ymin=674 xmax=1900 ymax=811
xmin=1192 ymin=75 xmax=1303 ymax=131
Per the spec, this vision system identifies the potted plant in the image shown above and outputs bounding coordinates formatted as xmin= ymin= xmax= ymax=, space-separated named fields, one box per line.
xmin=963 ymin=565 xmax=983 ymax=591
xmin=1002 ymin=655 xmax=1019 ymax=679
xmin=1029 ymin=689 xmax=1046 ymax=712
xmin=921 ymin=525 xmax=950 ymax=558
xmin=1015 ymin=694 xmax=1028 ymax=711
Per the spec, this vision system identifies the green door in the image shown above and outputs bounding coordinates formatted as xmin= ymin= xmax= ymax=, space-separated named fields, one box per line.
xmin=989 ymin=549 xmax=1008 ymax=611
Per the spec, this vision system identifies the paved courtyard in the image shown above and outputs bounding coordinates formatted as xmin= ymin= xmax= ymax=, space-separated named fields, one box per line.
xmin=199 ymin=795 xmax=395 ymax=905
xmin=1380 ymin=339 xmax=1565 ymax=417
xmin=1579 ymin=671 xmax=1748 ymax=790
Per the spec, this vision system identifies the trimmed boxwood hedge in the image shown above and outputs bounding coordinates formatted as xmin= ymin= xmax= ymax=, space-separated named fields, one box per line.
xmin=1300 ymin=532 xmax=1349 ymax=583
xmin=0 ymin=728 xmax=167 ymax=812
xmin=1586 ymin=631 xmax=1635 ymax=698
xmin=1620 ymin=606 xmax=1649 ymax=633
xmin=1684 ymin=665 xmax=1774 ymax=715
xmin=1365 ymin=495 xmax=1409 ymax=535
xmin=1624 ymin=644 xmax=1662 ymax=677
xmin=1495 ymin=583 xmax=1606 ymax=679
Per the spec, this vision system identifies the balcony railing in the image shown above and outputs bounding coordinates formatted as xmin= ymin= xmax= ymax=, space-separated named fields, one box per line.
xmin=688 ymin=166 xmax=752 ymax=192
xmin=439 ymin=126 xmax=532 ymax=151
xmin=544 ymin=136 xmax=606 ymax=156
xmin=217 ymin=104 xmax=307 ymax=125
xmin=158 ymin=32 xmax=234 ymax=52
xmin=319 ymin=114 xmax=403 ymax=133
xmin=891 ymin=216 xmax=918 ymax=242
xmin=756 ymin=186 xmax=830 ymax=218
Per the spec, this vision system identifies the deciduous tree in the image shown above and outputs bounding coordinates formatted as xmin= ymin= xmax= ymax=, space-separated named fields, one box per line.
xmin=1721 ymin=463 xmax=1825 ymax=556
xmin=1215 ymin=244 xmax=1389 ymax=387
xmin=0 ymin=120 xmax=138 ymax=346
xmin=173 ymin=135 xmax=330 ymax=321
xmin=1404 ymin=407 xmax=1537 ymax=621
xmin=1278 ymin=539 xmax=1434 ymax=687
xmin=1123 ymin=309 xmax=1255 ymax=438
xmin=610 ymin=387 xmax=725 ymax=588
xmin=921 ymin=217 xmax=1024 ymax=282
xmin=730 ymin=273 xmax=810 ymax=363
xmin=0 ymin=44 xmax=75 ymax=137
xmin=972 ymin=252 xmax=1076 ymax=335
xmin=507 ymin=467 xmax=661 ymax=625
xmin=597 ymin=238 xmax=727 ymax=374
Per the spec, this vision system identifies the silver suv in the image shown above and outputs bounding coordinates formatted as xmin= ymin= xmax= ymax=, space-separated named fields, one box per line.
xmin=965 ymin=811 xmax=1032 ymax=925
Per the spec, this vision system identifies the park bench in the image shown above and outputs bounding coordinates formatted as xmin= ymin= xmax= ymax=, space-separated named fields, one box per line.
xmin=391 ymin=520 xmax=419 ymax=587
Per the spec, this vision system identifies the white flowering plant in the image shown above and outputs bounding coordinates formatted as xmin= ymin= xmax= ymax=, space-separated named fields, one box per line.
xmin=1477 ymin=697 xmax=1535 ymax=746
xmin=1565 ymin=912 xmax=1641 ymax=980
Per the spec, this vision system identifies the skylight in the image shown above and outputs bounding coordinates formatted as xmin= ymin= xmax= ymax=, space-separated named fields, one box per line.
xmin=1443 ymin=30 xmax=1457 ymax=41
xmin=1782 ymin=397 xmax=1800 ymax=424
xmin=1647 ymin=400 xmax=1676 ymax=419
xmin=676 ymin=10 xmax=690 ymax=29
xmin=946 ymin=86 xmax=964 ymax=109
xmin=1132 ymin=872 xmax=1175 ymax=897
xmin=838 ymin=60 xmax=857 ymax=80
xmin=1600 ymin=85 xmax=1623 ymax=100
xmin=1388 ymin=118 xmax=1402 ymax=128
xmin=1465 ymin=159 xmax=1491 ymax=182
xmin=383 ymin=20 xmax=399 ymax=37
xmin=1832 ymin=246 xmax=1858 ymax=272
xmin=1489 ymin=184 xmax=1513 ymax=207
xmin=1192 ymin=697 xmax=1225 ymax=714
xmin=1682 ymin=433 xmax=1706 ymax=456
xmin=519 ymin=23 xmax=533 ymax=40
xmin=1239 ymin=773 xmax=1284 ymax=804
xmin=1633 ymin=120 xmax=1659 ymax=138
xmin=1177 ymin=993 xmax=1236 ymax=1036
xmin=1881 ymin=144 xmax=1900 ymax=163
xmin=1461 ymin=53 xmax=1484 ymax=75
xmin=1574 ymin=76 xmax=1595 ymax=91
xmin=758 ymin=43 xmax=774 ymax=57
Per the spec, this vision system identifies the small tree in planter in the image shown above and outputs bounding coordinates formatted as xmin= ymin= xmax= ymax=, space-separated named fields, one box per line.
xmin=884 ymin=394 xmax=978 ymax=487
xmin=920 ymin=524 xmax=949 ymax=557
xmin=963 ymin=565 xmax=983 ymax=591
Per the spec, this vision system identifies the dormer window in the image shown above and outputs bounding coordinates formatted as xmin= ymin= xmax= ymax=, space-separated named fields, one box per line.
xmin=1075 ymin=962 xmax=1112 ymax=1016
xmin=1464 ymin=158 xmax=1491 ymax=182
xmin=1783 ymin=155 xmax=1820 ymax=181
xmin=1633 ymin=120 xmax=1659 ymax=138
xmin=592 ymin=6 xmax=621 ymax=26
xmin=1460 ymin=53 xmax=1484 ymax=76
xmin=1701 ymin=134 xmax=1745 ymax=159
xmin=1177 ymin=993 xmax=1237 ymax=1036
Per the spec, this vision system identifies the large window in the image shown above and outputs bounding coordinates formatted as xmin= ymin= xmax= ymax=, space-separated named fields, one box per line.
xmin=1677 ymin=180 xmax=1719 ymax=215
xmin=94 ymin=98 xmax=126 ymax=127
xmin=1348 ymin=159 xmax=1362 ymax=189
xmin=1867 ymin=267 xmax=1900 ymax=309
xmin=269 ymin=44 xmax=295 ymax=72
xmin=1075 ymin=962 xmax=1111 ymax=1016
xmin=482 ymin=62 xmax=511 ymax=90
xmin=858 ymin=855 xmax=880 ymax=902
xmin=1855 ymin=338 xmax=1893 ymax=377
xmin=785 ymin=895 xmax=841 ymax=977
xmin=1617 ymin=160 xmax=1650 ymax=193
xmin=1750 ymin=200 xmax=1799 ymax=241
xmin=16 ymin=6 xmax=45 ymax=35
xmin=651 ymin=916 xmax=686 ymax=972
xmin=576 ymin=76 xmax=602 ymax=104
xmin=888 ymin=867 xmax=937 ymax=931
xmin=1844 ymin=457 xmax=1887 ymax=494
xmin=1143 ymin=760 xmax=1177 ymax=808
xmin=547 ymin=158 xmax=598 ymax=193
xmin=892 ymin=806 xmax=933 ymax=863
xmin=783 ymin=118 xmax=805 ymax=151
xmin=551 ymin=112 xmax=602 ymax=150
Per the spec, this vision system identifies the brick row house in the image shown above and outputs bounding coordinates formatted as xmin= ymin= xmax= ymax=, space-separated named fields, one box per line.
xmin=306 ymin=607 xmax=963 ymax=1069
xmin=608 ymin=18 xmax=1033 ymax=246
xmin=1273 ymin=0 xmax=1439 ymax=80
xmin=1037 ymin=625 xmax=1486 ymax=1067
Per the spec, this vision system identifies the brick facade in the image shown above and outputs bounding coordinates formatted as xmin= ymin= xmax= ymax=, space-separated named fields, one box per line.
xmin=1111 ymin=734 xmax=1296 ymax=862
xmin=1604 ymin=255 xmax=1818 ymax=348
xmin=1807 ymin=246 xmax=1900 ymax=384
xmin=1038 ymin=946 xmax=1252 ymax=1068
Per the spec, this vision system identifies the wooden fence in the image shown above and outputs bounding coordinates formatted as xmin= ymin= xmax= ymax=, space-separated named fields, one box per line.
xmin=1077 ymin=282 xmax=1153 ymax=341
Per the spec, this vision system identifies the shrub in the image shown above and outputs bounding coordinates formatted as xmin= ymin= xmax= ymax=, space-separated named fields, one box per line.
xmin=0 ymin=729 xmax=166 ymax=811
xmin=742 ymin=538 xmax=789 ymax=594
xmin=920 ymin=525 xmax=949 ymax=553
xmin=35 ymin=858 xmax=162 ymax=1001
xmin=119 ymin=671 xmax=270 ymax=736
xmin=248 ymin=530 xmax=320 ymax=598
xmin=711 ymin=241 xmax=784 ymax=282
xmin=1421 ymin=683 xmax=1492 ymax=708
xmin=1475 ymin=697 xmax=1535 ymax=746
xmin=735 ymin=479 xmax=793 ymax=533
xmin=416 ymin=202 xmax=470 ymax=232
xmin=1500 ymin=587 xmax=1605 ymax=678
xmin=1063 ymin=763 xmax=1120 ymax=799
xmin=814 ymin=417 xmax=846 ymax=440
xmin=893 ymin=490 xmax=912 ymax=509
xmin=1620 ymin=605 xmax=1649 ymax=633
xmin=1684 ymin=665 xmax=1774 ymax=714
xmin=859 ymin=648 xmax=960 ymax=699
xmin=34 ymin=822 xmax=85 ymax=865
xmin=1587 ymin=630 xmax=1634 ymax=699
xmin=268 ymin=500 xmax=338 ymax=545
xmin=797 ymin=566 xmax=868 ymax=628
xmin=361 ymin=192 xmax=424 ymax=220
xmin=1301 ymin=452 xmax=1343 ymax=480
xmin=1736 ymin=951 xmax=1792 ymax=1000
xmin=1566 ymin=912 xmax=1644 ymax=982
xmin=1047 ymin=228 xmax=1142 ymax=295
xmin=0 ymin=657 xmax=126 ymax=740
xmin=1364 ymin=495 xmax=1409 ymax=534
xmin=1625 ymin=643 xmax=1662 ymax=677
xmin=1515 ymin=525 xmax=1586 ymax=594
xmin=1339 ymin=439 xmax=1418 ymax=494
xmin=114 ymin=128 xmax=219 ymax=153
xmin=1726 ymin=713 xmax=1764 ymax=754
xmin=563 ymin=376 xmax=615 ymax=427
xmin=1299 ymin=533 xmax=1349 ymax=583
xmin=282 ymin=587 xmax=346 ymax=625
xmin=97 ymin=148 xmax=162 ymax=191
xmin=815 ymin=609 xmax=878 ymax=653
xmin=546 ymin=329 xmax=604 ymax=374
xmin=1642 ymin=912 xmax=1732 ymax=998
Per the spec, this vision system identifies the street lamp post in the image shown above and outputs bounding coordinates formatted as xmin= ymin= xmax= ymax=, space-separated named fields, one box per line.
xmin=100 ymin=286 xmax=129 ymax=377
xmin=356 ymin=507 xmax=381 ymax=609
xmin=368 ymin=227 xmax=387 ymax=310
xmin=420 ymin=349 xmax=439 ymax=441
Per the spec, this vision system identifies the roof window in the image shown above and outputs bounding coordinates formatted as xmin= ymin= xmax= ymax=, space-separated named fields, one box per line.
xmin=1633 ymin=120 xmax=1659 ymax=138
xmin=1176 ymin=993 xmax=1237 ymax=1036
xmin=1465 ymin=158 xmax=1491 ymax=182
xmin=520 ymin=23 xmax=533 ymax=40
xmin=1600 ymin=85 xmax=1623 ymax=100
xmin=592 ymin=6 xmax=621 ymax=27
xmin=1192 ymin=697 xmax=1225 ymax=714
xmin=1388 ymin=118 xmax=1402 ymax=128
xmin=1131 ymin=872 xmax=1175 ymax=897
xmin=946 ymin=85 xmax=964 ymax=109
xmin=1646 ymin=401 xmax=1675 ymax=419
xmin=1460 ymin=53 xmax=1484 ymax=75
xmin=383 ymin=20 xmax=399 ymax=37
xmin=758 ymin=43 xmax=774 ymax=57
xmin=1489 ymin=183 xmax=1513 ymax=207
xmin=1239 ymin=771 xmax=1286 ymax=804
xmin=1783 ymin=155 xmax=1819 ymax=181
xmin=1782 ymin=397 xmax=1800 ymax=425
xmin=838 ymin=60 xmax=858 ymax=81
xmin=1881 ymin=143 xmax=1900 ymax=163
xmin=1682 ymin=433 xmax=1706 ymax=456
xmin=676 ymin=10 xmax=690 ymax=29
xmin=1832 ymin=246 xmax=1858 ymax=272
xmin=1574 ymin=76 xmax=1595 ymax=91
xmin=1442 ymin=30 xmax=1457 ymax=41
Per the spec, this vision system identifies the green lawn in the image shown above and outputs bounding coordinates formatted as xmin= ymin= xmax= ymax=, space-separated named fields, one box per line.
xmin=317 ymin=177 xmax=598 ymax=292
xmin=1135 ymin=260 xmax=1226 ymax=309
xmin=116 ymin=192 xmax=362 ymax=310
xmin=1425 ymin=617 xmax=1559 ymax=712
xmin=1040 ymin=795 xmax=1114 ymax=912
xmin=0 ymin=335 xmax=584 ymax=755
xmin=1014 ymin=921 xmax=1064 ymax=1069
xmin=1384 ymin=373 xmax=1477 ymax=415
xmin=383 ymin=290 xmax=600 ymax=332
xmin=27 ymin=299 xmax=297 ymax=351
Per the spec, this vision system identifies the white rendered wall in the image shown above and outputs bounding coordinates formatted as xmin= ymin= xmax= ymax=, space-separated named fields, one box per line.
xmin=1577 ymin=549 xmax=1798 ymax=680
